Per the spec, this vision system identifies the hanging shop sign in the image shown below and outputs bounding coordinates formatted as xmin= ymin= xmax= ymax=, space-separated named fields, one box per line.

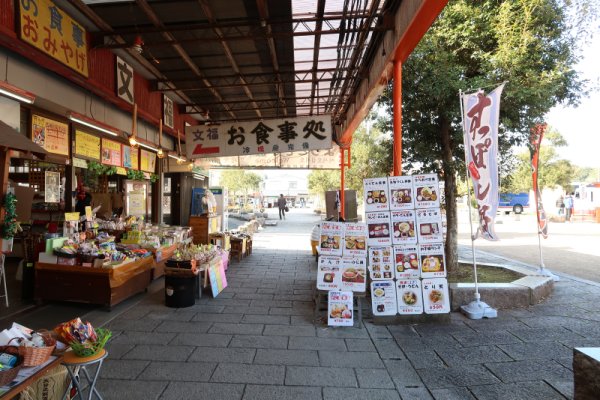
xmin=140 ymin=149 xmax=156 ymax=173
xmin=31 ymin=114 xmax=69 ymax=156
xmin=185 ymin=115 xmax=332 ymax=159
xmin=19 ymin=0 xmax=89 ymax=77
xmin=163 ymin=95 xmax=174 ymax=128
xmin=116 ymin=56 xmax=134 ymax=104
xmin=101 ymin=138 xmax=122 ymax=166
xmin=74 ymin=130 xmax=101 ymax=161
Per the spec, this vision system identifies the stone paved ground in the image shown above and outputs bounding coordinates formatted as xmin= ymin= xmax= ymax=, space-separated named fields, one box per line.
xmin=95 ymin=209 xmax=600 ymax=399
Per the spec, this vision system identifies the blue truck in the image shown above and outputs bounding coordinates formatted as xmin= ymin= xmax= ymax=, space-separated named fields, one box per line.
xmin=498 ymin=192 xmax=529 ymax=214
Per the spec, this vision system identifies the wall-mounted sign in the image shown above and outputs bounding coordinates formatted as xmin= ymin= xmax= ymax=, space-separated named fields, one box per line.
xmin=185 ymin=116 xmax=332 ymax=159
xmin=116 ymin=56 xmax=134 ymax=104
xmin=130 ymin=146 xmax=139 ymax=170
xmin=75 ymin=130 xmax=101 ymax=160
xmin=140 ymin=149 xmax=156 ymax=173
xmin=45 ymin=171 xmax=60 ymax=203
xmin=31 ymin=114 xmax=69 ymax=156
xmin=163 ymin=95 xmax=174 ymax=128
xmin=19 ymin=0 xmax=89 ymax=77
xmin=101 ymin=138 xmax=122 ymax=166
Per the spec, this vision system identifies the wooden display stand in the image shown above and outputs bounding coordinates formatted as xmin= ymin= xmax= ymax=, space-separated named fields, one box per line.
xmin=151 ymin=243 xmax=178 ymax=280
xmin=189 ymin=215 xmax=221 ymax=245
xmin=34 ymin=257 xmax=153 ymax=308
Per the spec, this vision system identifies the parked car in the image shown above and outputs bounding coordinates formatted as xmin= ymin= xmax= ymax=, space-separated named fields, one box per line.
xmin=498 ymin=192 xmax=529 ymax=214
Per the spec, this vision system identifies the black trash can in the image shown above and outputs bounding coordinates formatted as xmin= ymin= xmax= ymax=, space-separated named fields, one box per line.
xmin=165 ymin=275 xmax=196 ymax=308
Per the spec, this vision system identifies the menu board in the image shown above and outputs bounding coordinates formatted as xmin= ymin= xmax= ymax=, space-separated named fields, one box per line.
xmin=75 ymin=130 xmax=101 ymax=160
xmin=208 ymin=257 xmax=228 ymax=298
xmin=368 ymin=246 xmax=394 ymax=280
xmin=422 ymin=278 xmax=450 ymax=314
xmin=101 ymin=138 xmax=122 ymax=166
xmin=419 ymin=243 xmax=447 ymax=278
xmin=371 ymin=281 xmax=397 ymax=316
xmin=319 ymin=221 xmax=344 ymax=256
xmin=391 ymin=210 xmax=417 ymax=245
xmin=397 ymin=279 xmax=423 ymax=315
xmin=317 ymin=256 xmax=342 ymax=291
xmin=413 ymin=174 xmax=440 ymax=209
xmin=366 ymin=212 xmax=392 ymax=247
xmin=343 ymin=222 xmax=367 ymax=257
xmin=416 ymin=208 xmax=444 ymax=244
xmin=388 ymin=175 xmax=415 ymax=210
xmin=140 ymin=149 xmax=157 ymax=173
xmin=328 ymin=291 xmax=354 ymax=326
xmin=393 ymin=244 xmax=420 ymax=279
xmin=340 ymin=257 xmax=367 ymax=292
xmin=363 ymin=177 xmax=390 ymax=212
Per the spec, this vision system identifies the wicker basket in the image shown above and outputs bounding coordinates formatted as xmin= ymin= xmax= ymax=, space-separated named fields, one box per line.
xmin=0 ymin=346 xmax=24 ymax=387
xmin=10 ymin=331 xmax=56 ymax=367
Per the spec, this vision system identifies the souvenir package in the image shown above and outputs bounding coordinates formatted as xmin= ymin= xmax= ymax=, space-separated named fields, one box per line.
xmin=397 ymin=279 xmax=424 ymax=315
xmin=368 ymin=246 xmax=394 ymax=280
xmin=343 ymin=222 xmax=368 ymax=257
xmin=419 ymin=243 xmax=447 ymax=278
xmin=393 ymin=244 xmax=420 ymax=279
xmin=416 ymin=208 xmax=444 ymax=244
xmin=371 ymin=281 xmax=398 ymax=316
xmin=413 ymin=174 xmax=440 ymax=209
xmin=366 ymin=212 xmax=392 ymax=247
xmin=363 ymin=178 xmax=390 ymax=212
xmin=328 ymin=291 xmax=354 ymax=327
xmin=340 ymin=257 xmax=367 ymax=292
xmin=388 ymin=175 xmax=414 ymax=210
xmin=316 ymin=256 xmax=342 ymax=291
xmin=422 ymin=278 xmax=450 ymax=314
xmin=391 ymin=210 xmax=417 ymax=245
xmin=319 ymin=221 xmax=344 ymax=256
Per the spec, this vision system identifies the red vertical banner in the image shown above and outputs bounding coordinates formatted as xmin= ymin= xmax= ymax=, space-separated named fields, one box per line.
xmin=530 ymin=124 xmax=548 ymax=238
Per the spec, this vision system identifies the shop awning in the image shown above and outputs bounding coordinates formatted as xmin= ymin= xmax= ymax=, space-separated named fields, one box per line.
xmin=0 ymin=120 xmax=48 ymax=159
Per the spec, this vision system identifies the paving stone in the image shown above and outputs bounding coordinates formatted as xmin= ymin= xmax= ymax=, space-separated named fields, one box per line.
xmin=345 ymin=338 xmax=376 ymax=352
xmin=322 ymin=387 xmax=400 ymax=400
xmin=96 ymin=379 xmax=166 ymax=400
xmin=123 ymin=344 xmax=195 ymax=361
xmin=155 ymin=320 xmax=213 ymax=333
xmin=319 ymin=350 xmax=384 ymax=368
xmin=364 ymin=322 xmax=393 ymax=339
xmin=242 ymin=385 xmax=322 ymax=400
xmin=430 ymin=387 xmax=477 ymax=400
xmin=436 ymin=345 xmax=512 ymax=366
xmin=138 ymin=361 xmax=216 ymax=381
xmin=269 ymin=307 xmax=313 ymax=316
xmin=384 ymin=359 xmax=424 ymax=387
xmin=101 ymin=359 xmax=150 ymax=379
xmin=452 ymin=331 xmax=522 ymax=347
xmin=250 ymin=299 xmax=293 ymax=308
xmin=469 ymin=381 xmax=566 ymax=400
xmin=105 ymin=343 xmax=135 ymax=359
xmin=228 ymin=334 xmax=288 ymax=349
xmin=316 ymin=326 xmax=369 ymax=339
xmin=169 ymin=333 xmax=232 ymax=347
xmin=106 ymin=318 xmax=161 ymax=332
xmin=288 ymin=336 xmax=347 ymax=351
xmin=405 ymin=350 xmax=445 ymax=370
xmin=263 ymin=324 xmax=315 ymax=337
xmin=223 ymin=306 xmax=272 ymax=314
xmin=192 ymin=313 xmax=244 ymax=323
xmin=211 ymin=363 xmax=285 ymax=384
xmin=484 ymin=359 xmax=572 ymax=383
xmin=241 ymin=314 xmax=290 ymax=325
xmin=254 ymin=348 xmax=319 ymax=366
xmin=160 ymin=382 xmax=245 ymax=400
xmin=110 ymin=331 xmax=176 ymax=345
xmin=508 ymin=327 xmax=585 ymax=342
xmin=208 ymin=322 xmax=265 ymax=335
xmin=356 ymin=368 xmax=395 ymax=389
xmin=498 ymin=341 xmax=572 ymax=360
xmin=234 ymin=293 xmax=274 ymax=300
xmin=417 ymin=364 xmax=500 ymax=389
xmin=285 ymin=366 xmax=358 ymax=387
xmin=373 ymin=339 xmax=405 ymax=359
xmin=186 ymin=304 xmax=226 ymax=313
xmin=188 ymin=347 xmax=256 ymax=363
xmin=413 ymin=322 xmax=474 ymax=337
xmin=397 ymin=386 xmax=434 ymax=400
xmin=290 ymin=314 xmax=314 ymax=325
xmin=545 ymin=379 xmax=574 ymax=400
xmin=145 ymin=310 xmax=197 ymax=321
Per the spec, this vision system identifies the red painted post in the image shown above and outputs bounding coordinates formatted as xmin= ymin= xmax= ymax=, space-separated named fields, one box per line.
xmin=393 ymin=60 xmax=402 ymax=176
xmin=340 ymin=147 xmax=346 ymax=219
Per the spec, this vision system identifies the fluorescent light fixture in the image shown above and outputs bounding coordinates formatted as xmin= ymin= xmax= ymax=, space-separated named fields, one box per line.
xmin=168 ymin=154 xmax=186 ymax=162
xmin=138 ymin=142 xmax=158 ymax=152
xmin=69 ymin=112 xmax=119 ymax=136
xmin=0 ymin=81 xmax=35 ymax=104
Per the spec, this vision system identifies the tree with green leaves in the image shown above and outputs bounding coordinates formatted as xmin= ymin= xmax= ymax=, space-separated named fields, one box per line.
xmin=219 ymin=170 xmax=263 ymax=206
xmin=308 ymin=169 xmax=340 ymax=210
xmin=375 ymin=0 xmax=594 ymax=274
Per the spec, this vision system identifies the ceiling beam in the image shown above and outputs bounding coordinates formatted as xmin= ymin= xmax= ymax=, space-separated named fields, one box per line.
xmin=309 ymin=0 xmax=326 ymax=116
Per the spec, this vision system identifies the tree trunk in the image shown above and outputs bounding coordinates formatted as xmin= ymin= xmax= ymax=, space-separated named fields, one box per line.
xmin=440 ymin=115 xmax=459 ymax=277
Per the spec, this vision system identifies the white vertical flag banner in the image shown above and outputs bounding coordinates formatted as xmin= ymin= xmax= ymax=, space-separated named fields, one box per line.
xmin=461 ymin=83 xmax=505 ymax=241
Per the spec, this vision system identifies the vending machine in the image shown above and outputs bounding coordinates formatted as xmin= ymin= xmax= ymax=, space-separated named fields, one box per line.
xmin=209 ymin=186 xmax=228 ymax=230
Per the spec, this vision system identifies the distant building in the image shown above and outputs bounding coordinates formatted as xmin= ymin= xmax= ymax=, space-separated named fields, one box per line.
xmin=260 ymin=171 xmax=310 ymax=208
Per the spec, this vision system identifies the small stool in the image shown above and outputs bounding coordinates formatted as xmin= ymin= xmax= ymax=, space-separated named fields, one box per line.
xmin=245 ymin=238 xmax=253 ymax=256
xmin=230 ymin=238 xmax=243 ymax=262
xmin=62 ymin=349 xmax=107 ymax=400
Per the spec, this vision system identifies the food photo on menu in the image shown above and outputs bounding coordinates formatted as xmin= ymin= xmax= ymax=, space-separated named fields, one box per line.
xmin=393 ymin=221 xmax=416 ymax=239
xmin=419 ymin=242 xmax=447 ymax=278
xmin=394 ymin=245 xmax=420 ymax=277
xmin=320 ymin=234 xmax=341 ymax=249
xmin=345 ymin=236 xmax=366 ymax=250
xmin=391 ymin=188 xmax=412 ymax=207
xmin=341 ymin=266 xmax=366 ymax=284
xmin=368 ymin=223 xmax=390 ymax=238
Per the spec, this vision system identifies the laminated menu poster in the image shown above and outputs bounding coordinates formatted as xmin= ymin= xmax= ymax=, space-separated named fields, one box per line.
xmin=366 ymin=212 xmax=392 ymax=247
xmin=368 ymin=246 xmax=394 ymax=280
xmin=416 ymin=208 xmax=444 ymax=244
xmin=343 ymin=222 xmax=368 ymax=257
xmin=388 ymin=175 xmax=415 ymax=210
xmin=391 ymin=210 xmax=417 ymax=245
xmin=422 ymin=278 xmax=450 ymax=314
xmin=397 ymin=279 xmax=424 ymax=315
xmin=328 ymin=291 xmax=354 ymax=327
xmin=393 ymin=244 xmax=420 ymax=279
xmin=340 ymin=256 xmax=367 ymax=292
xmin=419 ymin=243 xmax=447 ymax=278
xmin=371 ymin=281 xmax=398 ymax=316
xmin=413 ymin=174 xmax=440 ymax=209
xmin=319 ymin=221 xmax=344 ymax=256
xmin=363 ymin=177 xmax=390 ymax=212
xmin=316 ymin=256 xmax=342 ymax=291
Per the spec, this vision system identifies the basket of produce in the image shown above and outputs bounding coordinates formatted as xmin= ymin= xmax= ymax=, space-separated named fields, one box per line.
xmin=10 ymin=330 xmax=56 ymax=367
xmin=54 ymin=318 xmax=112 ymax=358
xmin=0 ymin=346 xmax=24 ymax=386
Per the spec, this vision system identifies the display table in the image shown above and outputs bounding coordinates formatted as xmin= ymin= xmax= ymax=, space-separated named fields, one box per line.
xmin=189 ymin=215 xmax=221 ymax=245
xmin=35 ymin=257 xmax=153 ymax=308
xmin=0 ymin=356 xmax=63 ymax=399
xmin=151 ymin=243 xmax=178 ymax=280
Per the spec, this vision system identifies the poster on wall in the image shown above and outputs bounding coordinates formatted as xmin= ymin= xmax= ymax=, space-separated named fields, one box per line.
xmin=128 ymin=191 xmax=146 ymax=216
xmin=397 ymin=279 xmax=424 ymax=315
xmin=122 ymin=145 xmax=132 ymax=168
xmin=419 ymin=243 xmax=447 ymax=278
xmin=393 ymin=244 xmax=420 ymax=279
xmin=391 ymin=210 xmax=417 ymax=245
xmin=340 ymin=257 xmax=367 ymax=292
xmin=328 ymin=291 xmax=354 ymax=327
xmin=343 ymin=222 xmax=367 ymax=257
xmin=422 ymin=278 xmax=450 ymax=314
xmin=388 ymin=175 xmax=415 ymax=210
xmin=366 ymin=211 xmax=391 ymax=247
xmin=319 ymin=221 xmax=344 ymax=256
xmin=363 ymin=177 xmax=390 ymax=212
xmin=368 ymin=246 xmax=394 ymax=280
xmin=101 ymin=138 xmax=122 ymax=166
xmin=31 ymin=114 xmax=69 ymax=156
xmin=316 ymin=256 xmax=342 ymax=291
xmin=44 ymin=171 xmax=60 ymax=203
xmin=140 ymin=149 xmax=157 ymax=173
xmin=413 ymin=174 xmax=440 ymax=209
xmin=130 ymin=147 xmax=139 ymax=170
xmin=416 ymin=208 xmax=444 ymax=244
xmin=371 ymin=281 xmax=398 ymax=316
xmin=74 ymin=130 xmax=101 ymax=160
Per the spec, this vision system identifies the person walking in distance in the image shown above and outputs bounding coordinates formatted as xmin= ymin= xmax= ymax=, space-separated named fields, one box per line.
xmin=277 ymin=194 xmax=287 ymax=220
xmin=564 ymin=193 xmax=574 ymax=222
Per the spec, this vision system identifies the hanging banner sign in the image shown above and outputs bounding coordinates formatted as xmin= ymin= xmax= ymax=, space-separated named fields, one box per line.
xmin=101 ymin=138 xmax=122 ymax=166
xmin=461 ymin=84 xmax=505 ymax=240
xmin=140 ymin=149 xmax=156 ymax=173
xmin=32 ymin=114 xmax=69 ymax=156
xmin=75 ymin=130 xmax=101 ymax=160
xmin=185 ymin=116 xmax=332 ymax=158
xmin=530 ymin=124 xmax=548 ymax=238
xmin=19 ymin=0 xmax=89 ymax=77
